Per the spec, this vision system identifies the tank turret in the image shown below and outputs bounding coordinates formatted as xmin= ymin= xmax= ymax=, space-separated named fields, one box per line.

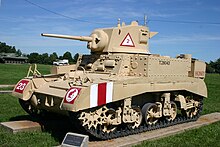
xmin=42 ymin=21 xmax=157 ymax=54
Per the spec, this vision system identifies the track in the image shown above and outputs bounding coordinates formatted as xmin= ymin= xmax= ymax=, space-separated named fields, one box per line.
xmin=71 ymin=99 xmax=203 ymax=140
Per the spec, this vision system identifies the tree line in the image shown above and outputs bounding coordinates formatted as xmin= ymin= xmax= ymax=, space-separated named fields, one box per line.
xmin=0 ymin=41 xmax=220 ymax=73
xmin=0 ymin=42 xmax=78 ymax=64
xmin=0 ymin=42 xmax=22 ymax=56
xmin=27 ymin=52 xmax=79 ymax=64
xmin=206 ymin=58 xmax=220 ymax=73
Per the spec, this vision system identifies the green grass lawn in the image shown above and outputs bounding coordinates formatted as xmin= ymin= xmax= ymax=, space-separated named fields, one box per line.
xmin=0 ymin=63 xmax=219 ymax=146
xmin=0 ymin=94 xmax=60 ymax=146
xmin=203 ymin=74 xmax=220 ymax=114
xmin=135 ymin=121 xmax=220 ymax=147
xmin=0 ymin=63 xmax=51 ymax=85
xmin=0 ymin=64 xmax=58 ymax=146
xmin=0 ymin=128 xmax=59 ymax=147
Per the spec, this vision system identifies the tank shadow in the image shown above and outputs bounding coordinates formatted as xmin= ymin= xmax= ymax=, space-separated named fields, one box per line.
xmin=10 ymin=115 xmax=34 ymax=121
xmin=9 ymin=113 xmax=89 ymax=143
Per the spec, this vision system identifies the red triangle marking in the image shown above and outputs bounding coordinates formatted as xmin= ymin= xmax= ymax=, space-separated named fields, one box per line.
xmin=120 ymin=33 xmax=135 ymax=47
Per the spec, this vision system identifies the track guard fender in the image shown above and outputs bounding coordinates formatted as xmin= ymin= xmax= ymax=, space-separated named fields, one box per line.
xmin=12 ymin=79 xmax=33 ymax=101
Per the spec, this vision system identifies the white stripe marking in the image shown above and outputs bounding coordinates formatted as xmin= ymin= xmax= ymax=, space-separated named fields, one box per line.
xmin=90 ymin=84 xmax=98 ymax=108
xmin=106 ymin=82 xmax=113 ymax=103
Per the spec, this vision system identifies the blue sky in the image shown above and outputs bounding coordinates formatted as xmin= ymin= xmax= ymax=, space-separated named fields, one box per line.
xmin=0 ymin=0 xmax=220 ymax=62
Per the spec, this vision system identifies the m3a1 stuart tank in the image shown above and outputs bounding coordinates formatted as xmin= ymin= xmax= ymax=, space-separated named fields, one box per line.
xmin=12 ymin=20 xmax=207 ymax=139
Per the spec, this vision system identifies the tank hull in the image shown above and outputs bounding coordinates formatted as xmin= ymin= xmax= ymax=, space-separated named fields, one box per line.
xmin=12 ymin=73 xmax=207 ymax=112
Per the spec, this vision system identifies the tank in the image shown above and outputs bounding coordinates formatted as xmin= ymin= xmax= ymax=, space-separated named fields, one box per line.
xmin=12 ymin=20 xmax=207 ymax=140
xmin=0 ymin=53 xmax=28 ymax=64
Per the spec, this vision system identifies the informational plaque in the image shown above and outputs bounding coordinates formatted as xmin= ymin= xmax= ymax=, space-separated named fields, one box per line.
xmin=61 ymin=132 xmax=89 ymax=147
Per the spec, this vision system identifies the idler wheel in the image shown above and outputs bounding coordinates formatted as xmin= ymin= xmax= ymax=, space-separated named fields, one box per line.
xmin=181 ymin=98 xmax=202 ymax=118
xmin=182 ymin=107 xmax=198 ymax=118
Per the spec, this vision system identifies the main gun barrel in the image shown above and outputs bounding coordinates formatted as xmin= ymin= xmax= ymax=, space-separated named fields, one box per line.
xmin=41 ymin=33 xmax=93 ymax=42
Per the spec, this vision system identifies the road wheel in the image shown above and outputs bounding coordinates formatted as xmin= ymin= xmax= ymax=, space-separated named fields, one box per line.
xmin=142 ymin=103 xmax=159 ymax=125
xmin=166 ymin=101 xmax=177 ymax=121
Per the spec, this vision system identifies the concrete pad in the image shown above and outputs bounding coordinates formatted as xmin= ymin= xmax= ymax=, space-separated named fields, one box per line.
xmin=0 ymin=90 xmax=12 ymax=94
xmin=0 ymin=85 xmax=15 ymax=88
xmin=0 ymin=120 xmax=41 ymax=133
xmin=89 ymin=112 xmax=220 ymax=147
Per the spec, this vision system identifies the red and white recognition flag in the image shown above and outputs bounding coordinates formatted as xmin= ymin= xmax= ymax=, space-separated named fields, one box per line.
xmin=90 ymin=82 xmax=113 ymax=108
